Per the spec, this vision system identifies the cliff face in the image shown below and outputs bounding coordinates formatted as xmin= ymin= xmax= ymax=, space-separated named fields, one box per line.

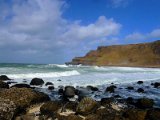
xmin=67 ymin=40 xmax=160 ymax=67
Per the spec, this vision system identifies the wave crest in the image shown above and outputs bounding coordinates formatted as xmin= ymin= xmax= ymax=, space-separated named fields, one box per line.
xmin=7 ymin=70 xmax=80 ymax=79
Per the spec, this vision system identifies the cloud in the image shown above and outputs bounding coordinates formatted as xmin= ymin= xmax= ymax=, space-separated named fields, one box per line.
xmin=125 ymin=28 xmax=160 ymax=41
xmin=110 ymin=0 xmax=131 ymax=8
xmin=0 ymin=0 xmax=121 ymax=63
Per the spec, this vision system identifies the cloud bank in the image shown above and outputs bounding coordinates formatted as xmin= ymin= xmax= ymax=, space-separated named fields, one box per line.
xmin=0 ymin=0 xmax=122 ymax=63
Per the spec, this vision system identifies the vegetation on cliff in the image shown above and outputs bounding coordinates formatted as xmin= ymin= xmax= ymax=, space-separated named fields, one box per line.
xmin=68 ymin=40 xmax=160 ymax=67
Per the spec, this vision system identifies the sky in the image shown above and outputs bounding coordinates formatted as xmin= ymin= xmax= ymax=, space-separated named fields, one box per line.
xmin=0 ymin=0 xmax=160 ymax=64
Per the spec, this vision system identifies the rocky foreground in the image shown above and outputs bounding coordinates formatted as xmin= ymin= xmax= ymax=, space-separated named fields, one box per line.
xmin=67 ymin=40 xmax=160 ymax=67
xmin=0 ymin=75 xmax=160 ymax=120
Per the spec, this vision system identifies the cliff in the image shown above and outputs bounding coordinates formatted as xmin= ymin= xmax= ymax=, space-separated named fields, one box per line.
xmin=67 ymin=40 xmax=160 ymax=67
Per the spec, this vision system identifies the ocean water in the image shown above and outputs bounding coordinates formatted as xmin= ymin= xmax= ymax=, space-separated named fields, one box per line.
xmin=0 ymin=63 xmax=160 ymax=106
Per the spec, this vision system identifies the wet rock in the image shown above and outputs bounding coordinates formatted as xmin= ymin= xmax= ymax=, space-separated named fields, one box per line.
xmin=126 ymin=86 xmax=134 ymax=90
xmin=0 ymin=81 xmax=9 ymax=88
xmin=48 ymin=86 xmax=54 ymax=90
xmin=64 ymin=86 xmax=76 ymax=98
xmin=40 ymin=101 xmax=61 ymax=115
xmin=105 ymin=85 xmax=117 ymax=93
xmin=0 ymin=98 xmax=17 ymax=120
xmin=86 ymin=85 xmax=99 ymax=91
xmin=146 ymin=108 xmax=160 ymax=120
xmin=45 ymin=82 xmax=53 ymax=86
xmin=6 ymin=81 xmax=17 ymax=84
xmin=136 ymin=98 xmax=154 ymax=109
xmin=126 ymin=97 xmax=134 ymax=105
xmin=0 ymin=75 xmax=11 ymax=81
xmin=122 ymin=108 xmax=147 ymax=120
xmin=30 ymin=78 xmax=44 ymax=86
xmin=114 ymin=94 xmax=121 ymax=98
xmin=57 ymin=79 xmax=62 ymax=81
xmin=58 ymin=88 xmax=64 ymax=95
xmin=76 ymin=97 xmax=99 ymax=116
xmin=101 ymin=97 xmax=115 ymax=107
xmin=137 ymin=88 xmax=144 ymax=93
xmin=11 ymin=84 xmax=31 ymax=88
xmin=0 ymin=88 xmax=50 ymax=112
xmin=137 ymin=81 xmax=143 ymax=84
xmin=152 ymin=82 xmax=160 ymax=88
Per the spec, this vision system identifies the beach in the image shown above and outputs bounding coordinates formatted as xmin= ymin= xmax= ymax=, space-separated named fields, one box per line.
xmin=0 ymin=63 xmax=160 ymax=120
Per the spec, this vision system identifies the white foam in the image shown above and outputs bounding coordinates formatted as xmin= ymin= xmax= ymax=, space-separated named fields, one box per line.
xmin=7 ymin=70 xmax=80 ymax=79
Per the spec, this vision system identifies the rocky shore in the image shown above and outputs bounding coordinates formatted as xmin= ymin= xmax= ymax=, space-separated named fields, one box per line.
xmin=0 ymin=75 xmax=160 ymax=120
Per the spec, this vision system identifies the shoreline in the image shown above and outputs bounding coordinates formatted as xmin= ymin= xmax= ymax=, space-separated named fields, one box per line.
xmin=0 ymin=75 xmax=160 ymax=120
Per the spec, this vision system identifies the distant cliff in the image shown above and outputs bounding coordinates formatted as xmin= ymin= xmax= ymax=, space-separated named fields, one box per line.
xmin=67 ymin=40 xmax=160 ymax=67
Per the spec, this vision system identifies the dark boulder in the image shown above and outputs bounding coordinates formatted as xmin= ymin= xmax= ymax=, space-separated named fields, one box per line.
xmin=64 ymin=86 xmax=76 ymax=98
xmin=45 ymin=82 xmax=53 ymax=86
xmin=105 ymin=85 xmax=117 ymax=93
xmin=30 ymin=78 xmax=44 ymax=86
xmin=11 ymin=84 xmax=31 ymax=88
xmin=126 ymin=86 xmax=134 ymax=90
xmin=136 ymin=98 xmax=154 ymax=109
xmin=58 ymin=88 xmax=64 ymax=95
xmin=48 ymin=86 xmax=54 ymax=90
xmin=101 ymin=97 xmax=115 ymax=107
xmin=137 ymin=88 xmax=144 ymax=93
xmin=0 ymin=75 xmax=11 ymax=81
xmin=0 ymin=81 xmax=9 ymax=89
xmin=76 ymin=97 xmax=99 ymax=116
xmin=152 ymin=82 xmax=160 ymax=88
xmin=86 ymin=85 xmax=99 ymax=91
xmin=137 ymin=81 xmax=143 ymax=84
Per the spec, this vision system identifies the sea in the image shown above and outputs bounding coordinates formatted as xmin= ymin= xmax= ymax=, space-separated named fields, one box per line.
xmin=0 ymin=63 xmax=160 ymax=106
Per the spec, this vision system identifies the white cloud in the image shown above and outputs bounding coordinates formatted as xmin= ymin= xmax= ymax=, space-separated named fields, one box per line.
xmin=125 ymin=28 xmax=160 ymax=41
xmin=0 ymin=0 xmax=122 ymax=63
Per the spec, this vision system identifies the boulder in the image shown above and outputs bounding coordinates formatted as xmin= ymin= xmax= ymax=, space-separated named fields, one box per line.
xmin=48 ymin=86 xmax=54 ymax=90
xmin=137 ymin=88 xmax=144 ymax=93
xmin=101 ymin=97 xmax=115 ymax=107
xmin=152 ymin=82 xmax=160 ymax=88
xmin=45 ymin=82 xmax=53 ymax=86
xmin=0 ymin=88 xmax=50 ymax=112
xmin=58 ymin=88 xmax=64 ymax=95
xmin=126 ymin=86 xmax=134 ymax=90
xmin=136 ymin=98 xmax=154 ymax=109
xmin=105 ymin=85 xmax=117 ymax=93
xmin=40 ymin=101 xmax=61 ymax=115
xmin=30 ymin=78 xmax=44 ymax=86
xmin=11 ymin=84 xmax=31 ymax=88
xmin=122 ymin=108 xmax=147 ymax=120
xmin=86 ymin=85 xmax=99 ymax=91
xmin=0 ymin=81 xmax=9 ymax=88
xmin=76 ymin=97 xmax=99 ymax=116
xmin=0 ymin=75 xmax=11 ymax=81
xmin=137 ymin=81 xmax=143 ymax=84
xmin=64 ymin=86 xmax=76 ymax=98
xmin=0 ymin=98 xmax=17 ymax=120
